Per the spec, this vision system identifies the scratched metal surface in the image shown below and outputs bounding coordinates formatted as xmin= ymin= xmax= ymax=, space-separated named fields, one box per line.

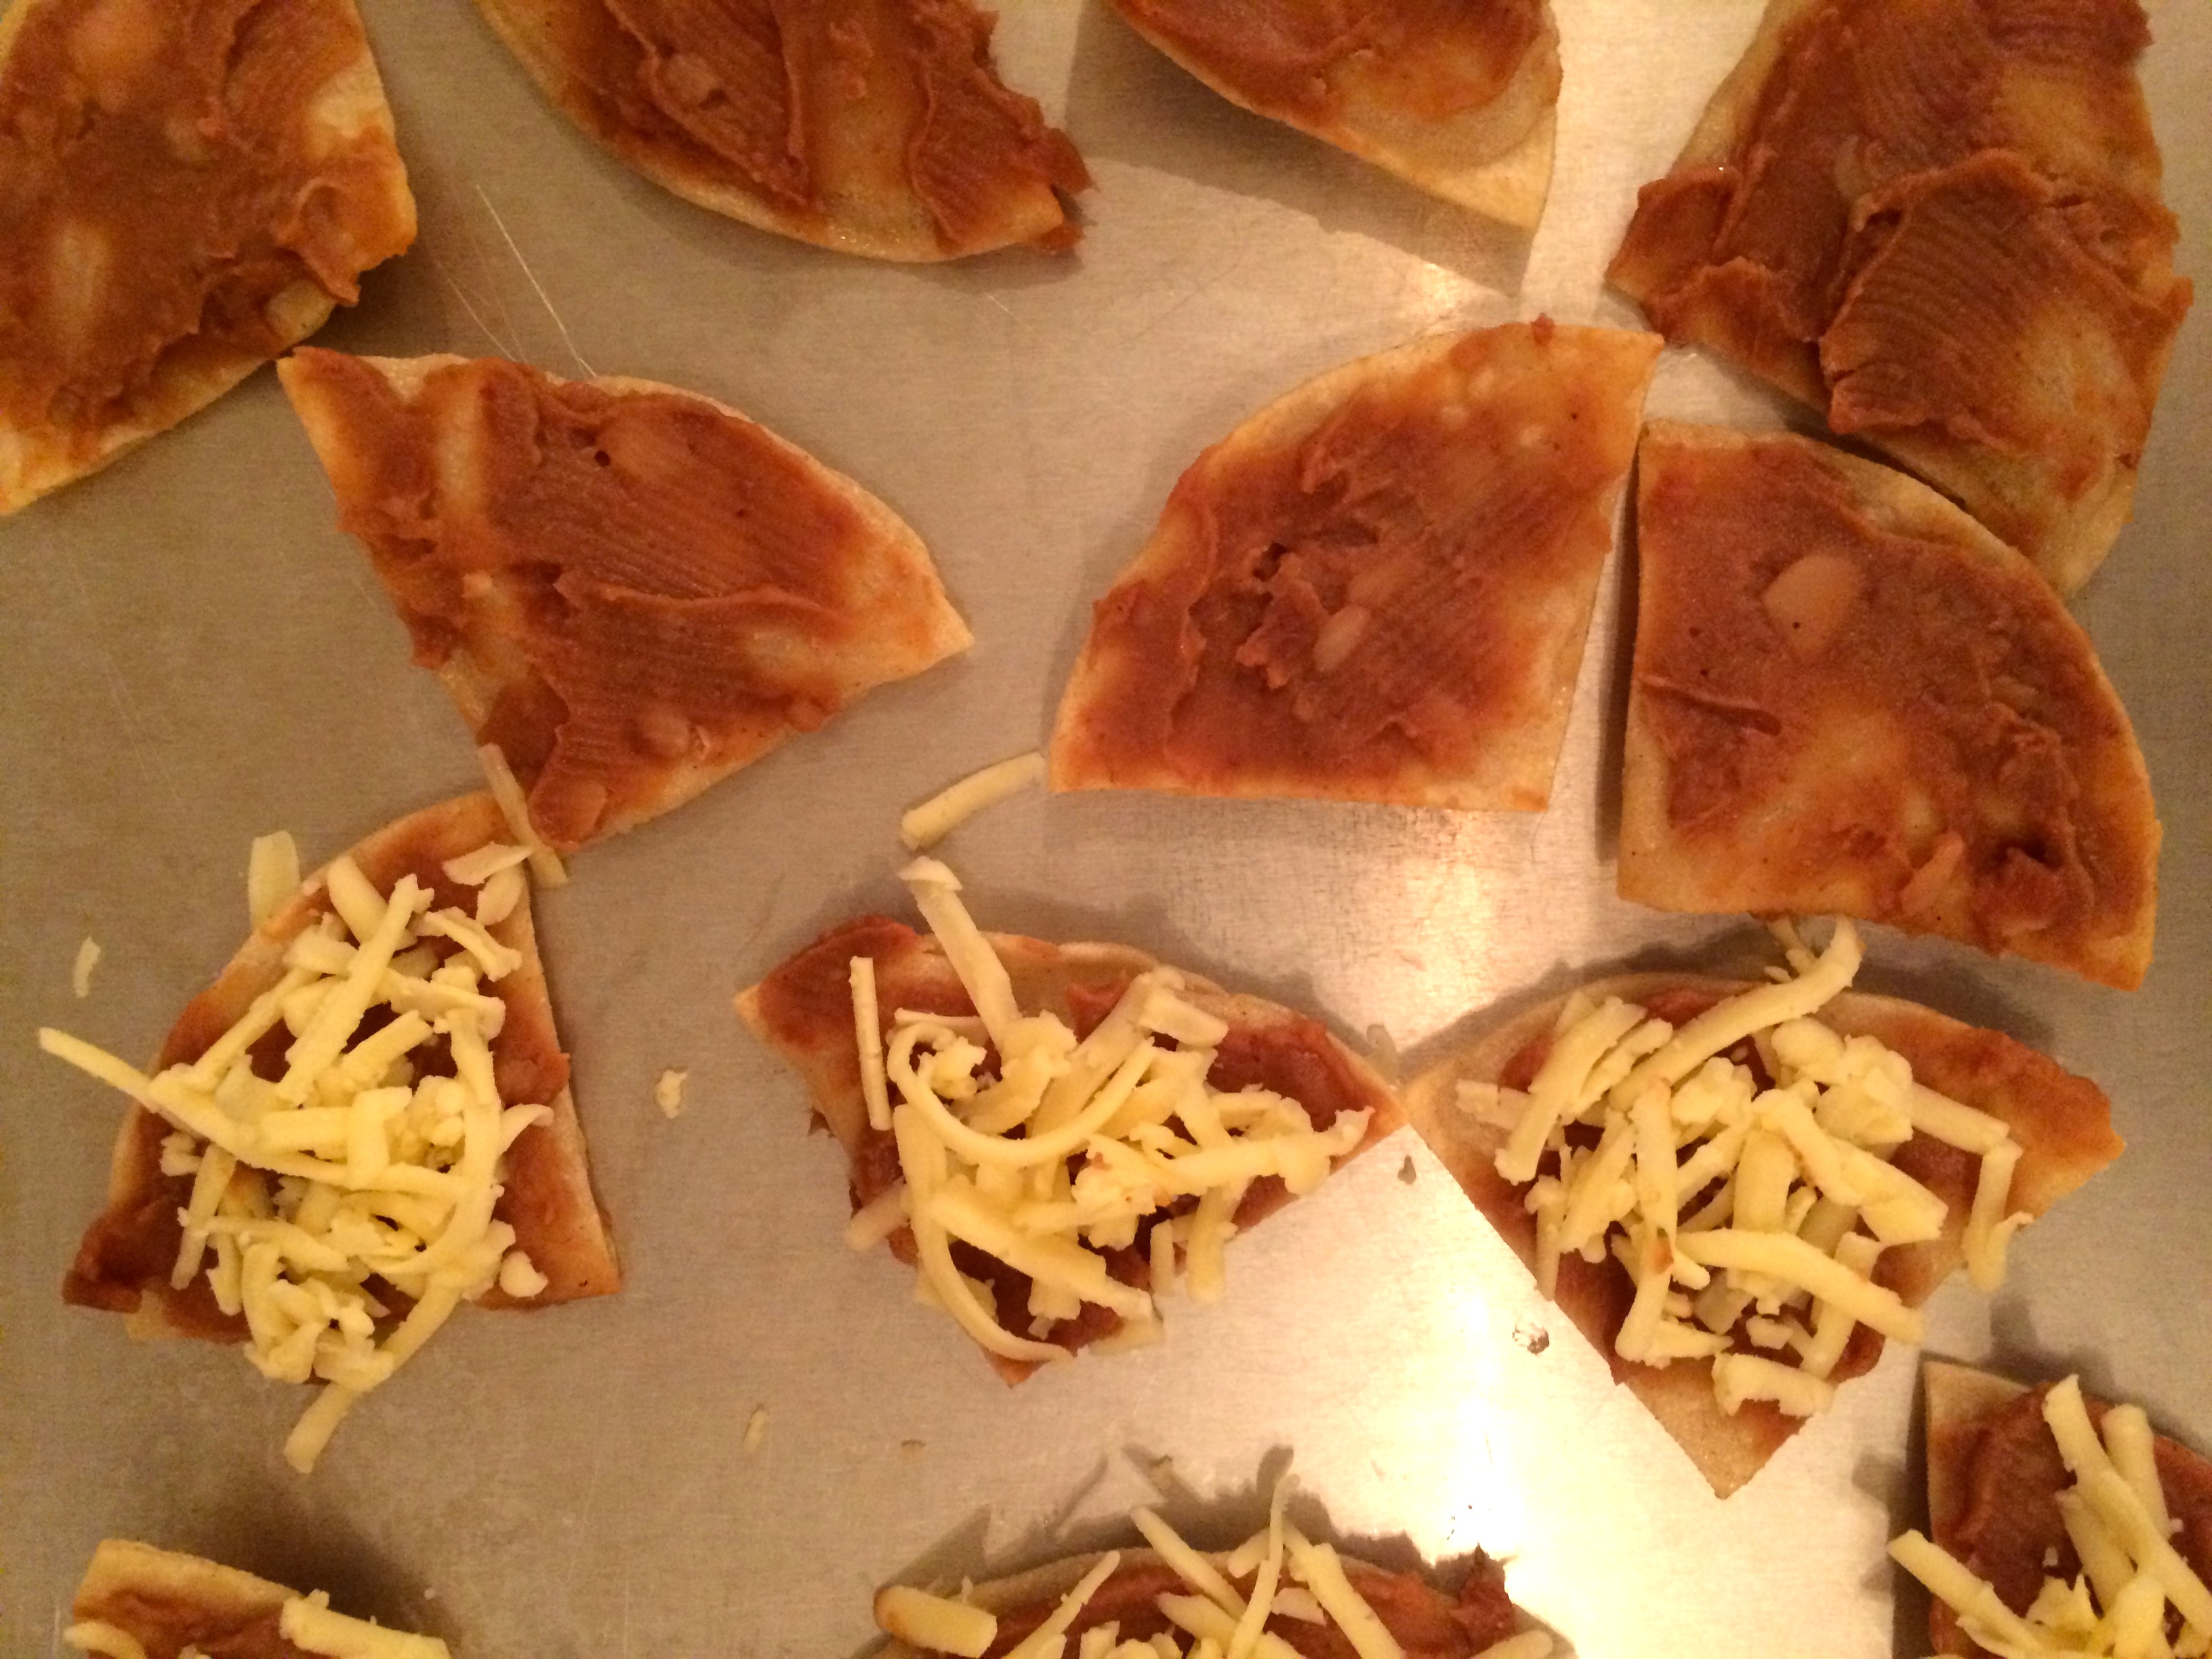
xmin=2 ymin=2 xmax=2207 ymax=1655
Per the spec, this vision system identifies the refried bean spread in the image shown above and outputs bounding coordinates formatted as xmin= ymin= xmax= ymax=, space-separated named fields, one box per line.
xmin=0 ymin=0 xmax=412 ymax=459
xmin=1632 ymin=432 xmax=2155 ymax=976
xmin=1054 ymin=323 xmax=1654 ymax=808
xmin=540 ymin=0 xmax=1088 ymax=251
xmin=283 ymin=350 xmax=951 ymax=851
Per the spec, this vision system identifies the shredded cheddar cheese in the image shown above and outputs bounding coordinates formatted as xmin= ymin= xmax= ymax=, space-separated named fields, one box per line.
xmin=1893 ymin=1376 xmax=2212 ymax=1658
xmin=1473 ymin=918 xmax=2029 ymax=1420
xmin=859 ymin=859 xmax=1373 ymax=1364
xmin=39 ymin=834 xmax=552 ymax=1473
xmin=901 ymin=752 xmax=1047 ymax=850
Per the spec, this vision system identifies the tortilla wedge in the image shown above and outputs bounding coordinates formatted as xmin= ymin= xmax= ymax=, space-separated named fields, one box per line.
xmin=1402 ymin=974 xmax=2121 ymax=1498
xmin=62 ymin=793 xmax=620 ymax=1341
xmin=1918 ymin=1358 xmax=2212 ymax=1658
xmin=279 ymin=350 xmax=972 ymax=853
xmin=0 ymin=0 xmax=414 ymax=513
xmin=876 ymin=1542 xmax=1537 ymax=1659
xmin=1623 ymin=423 xmax=2160 ymax=991
xmin=737 ymin=914 xmax=1401 ymax=1382
xmin=1050 ymin=323 xmax=1660 ymax=813
xmin=468 ymin=0 xmax=1088 ymax=261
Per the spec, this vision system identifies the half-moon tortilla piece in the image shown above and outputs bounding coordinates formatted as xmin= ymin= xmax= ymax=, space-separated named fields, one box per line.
xmin=1050 ymin=323 xmax=1661 ymax=812
xmin=279 ymin=350 xmax=974 ymax=853
xmin=468 ymin=0 xmax=1089 ymax=262
xmin=735 ymin=916 xmax=1401 ymax=1382
xmin=1628 ymin=429 xmax=2158 ymax=995
xmin=876 ymin=1544 xmax=1536 ymax=1659
xmin=1401 ymin=976 xmax=2123 ymax=1498
xmin=0 ymin=0 xmax=415 ymax=513
xmin=1624 ymin=423 xmax=2160 ymax=991
xmin=1104 ymin=0 xmax=1560 ymax=230
xmin=68 ymin=1538 xmax=453 ymax=1659
xmin=63 ymin=793 xmax=621 ymax=1342
xmin=1607 ymin=0 xmax=2192 ymax=592
xmin=1920 ymin=1359 xmax=2212 ymax=1658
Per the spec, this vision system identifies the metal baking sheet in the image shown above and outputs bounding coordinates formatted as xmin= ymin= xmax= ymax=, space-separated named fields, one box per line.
xmin=3 ymin=2 xmax=2206 ymax=1654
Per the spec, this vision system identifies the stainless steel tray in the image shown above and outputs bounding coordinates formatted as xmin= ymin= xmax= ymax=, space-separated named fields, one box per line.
xmin=3 ymin=3 xmax=2205 ymax=1654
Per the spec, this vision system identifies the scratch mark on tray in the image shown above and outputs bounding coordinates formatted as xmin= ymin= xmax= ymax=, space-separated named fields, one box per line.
xmin=478 ymin=184 xmax=595 ymax=379
xmin=60 ymin=558 xmax=188 ymax=834
xmin=426 ymin=247 xmax=514 ymax=360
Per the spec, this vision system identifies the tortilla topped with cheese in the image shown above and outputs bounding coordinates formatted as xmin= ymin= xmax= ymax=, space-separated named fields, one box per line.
xmin=737 ymin=861 xmax=1401 ymax=1382
xmin=1404 ymin=938 xmax=2121 ymax=1498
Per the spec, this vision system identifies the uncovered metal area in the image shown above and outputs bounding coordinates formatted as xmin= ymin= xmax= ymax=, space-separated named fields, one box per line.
xmin=1 ymin=3 xmax=2205 ymax=1656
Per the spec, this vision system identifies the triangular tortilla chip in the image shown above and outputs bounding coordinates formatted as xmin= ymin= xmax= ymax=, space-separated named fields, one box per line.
xmin=64 ymin=793 xmax=620 ymax=1341
xmin=468 ymin=0 xmax=1088 ymax=261
xmin=1050 ymin=323 xmax=1660 ymax=812
xmin=1623 ymin=422 xmax=2160 ymax=990
xmin=0 ymin=0 xmax=414 ymax=514
xmin=1103 ymin=0 xmax=1560 ymax=229
xmin=1403 ymin=975 xmax=2121 ymax=1498
xmin=1607 ymin=0 xmax=2192 ymax=592
xmin=736 ymin=914 xmax=1401 ymax=1381
xmin=68 ymin=1538 xmax=453 ymax=1658
xmin=279 ymin=350 xmax=973 ymax=853
xmin=1919 ymin=1359 xmax=2212 ymax=1657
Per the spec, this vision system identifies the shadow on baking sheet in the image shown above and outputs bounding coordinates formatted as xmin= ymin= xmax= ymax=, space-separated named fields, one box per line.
xmin=1062 ymin=1 xmax=1535 ymax=298
xmin=847 ymin=1447 xmax=1564 ymax=1659
xmin=176 ymin=1483 xmax=457 ymax=1649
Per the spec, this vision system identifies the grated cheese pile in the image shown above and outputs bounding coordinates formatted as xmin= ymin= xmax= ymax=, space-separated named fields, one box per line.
xmin=66 ymin=1589 xmax=452 ymax=1658
xmin=1459 ymin=918 xmax=2030 ymax=1420
xmin=875 ymin=1477 xmax=1552 ymax=1659
xmin=846 ymin=858 xmax=1374 ymax=1365
xmin=1893 ymin=1376 xmax=2211 ymax=1659
xmin=39 ymin=835 xmax=550 ymax=1473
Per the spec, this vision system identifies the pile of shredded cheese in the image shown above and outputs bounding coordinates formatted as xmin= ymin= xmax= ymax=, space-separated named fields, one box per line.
xmin=66 ymin=1589 xmax=451 ymax=1659
xmin=1459 ymin=918 xmax=2030 ymax=1419
xmin=40 ymin=836 xmax=552 ymax=1473
xmin=844 ymin=858 xmax=1374 ymax=1365
xmin=1893 ymin=1376 xmax=2211 ymax=1659
xmin=876 ymin=1478 xmax=1552 ymax=1659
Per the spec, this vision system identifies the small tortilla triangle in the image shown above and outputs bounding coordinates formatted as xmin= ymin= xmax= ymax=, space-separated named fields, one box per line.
xmin=1105 ymin=0 xmax=1561 ymax=230
xmin=279 ymin=350 xmax=972 ymax=853
xmin=1050 ymin=323 xmax=1660 ymax=812
xmin=1624 ymin=422 xmax=2160 ymax=990
xmin=64 ymin=793 xmax=619 ymax=1340
xmin=0 ymin=0 xmax=414 ymax=513
xmin=468 ymin=0 xmax=1088 ymax=260
xmin=1402 ymin=977 xmax=2121 ymax=1497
